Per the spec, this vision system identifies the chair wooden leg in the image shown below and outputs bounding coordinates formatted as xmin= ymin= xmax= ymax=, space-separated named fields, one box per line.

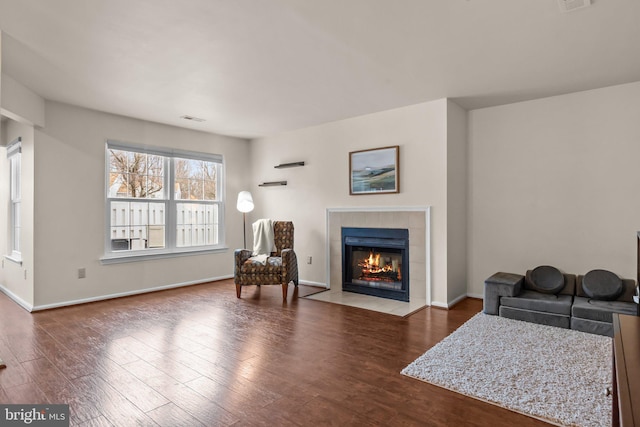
xmin=236 ymin=284 xmax=242 ymax=298
xmin=282 ymin=282 xmax=288 ymax=300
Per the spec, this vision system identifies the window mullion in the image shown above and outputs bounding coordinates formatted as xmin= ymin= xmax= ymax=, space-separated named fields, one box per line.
xmin=166 ymin=156 xmax=176 ymax=250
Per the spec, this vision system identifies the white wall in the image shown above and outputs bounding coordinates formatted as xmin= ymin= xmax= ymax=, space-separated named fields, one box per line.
xmin=0 ymin=32 xmax=2 ymax=137
xmin=0 ymin=119 xmax=35 ymax=307
xmin=0 ymin=33 xmax=40 ymax=307
xmin=446 ymin=100 xmax=468 ymax=301
xmin=31 ymin=101 xmax=250 ymax=308
xmin=468 ymin=81 xmax=640 ymax=296
xmin=251 ymin=99 xmax=464 ymax=306
xmin=0 ymin=73 xmax=45 ymax=127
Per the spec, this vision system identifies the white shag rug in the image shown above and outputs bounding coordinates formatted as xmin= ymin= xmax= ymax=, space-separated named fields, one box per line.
xmin=401 ymin=313 xmax=612 ymax=427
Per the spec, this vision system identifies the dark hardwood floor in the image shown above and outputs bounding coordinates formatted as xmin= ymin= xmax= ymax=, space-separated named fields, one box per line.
xmin=0 ymin=280 xmax=551 ymax=426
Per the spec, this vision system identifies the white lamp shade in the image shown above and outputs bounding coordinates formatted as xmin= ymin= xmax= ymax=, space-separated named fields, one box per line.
xmin=236 ymin=191 xmax=254 ymax=213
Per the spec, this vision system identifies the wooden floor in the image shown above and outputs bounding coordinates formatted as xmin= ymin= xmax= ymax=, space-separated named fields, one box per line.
xmin=0 ymin=280 xmax=552 ymax=426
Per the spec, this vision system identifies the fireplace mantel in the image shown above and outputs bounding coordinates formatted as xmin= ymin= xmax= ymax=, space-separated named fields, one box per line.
xmin=326 ymin=207 xmax=431 ymax=307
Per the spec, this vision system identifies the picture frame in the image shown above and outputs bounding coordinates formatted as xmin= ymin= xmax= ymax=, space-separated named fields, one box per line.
xmin=349 ymin=145 xmax=399 ymax=195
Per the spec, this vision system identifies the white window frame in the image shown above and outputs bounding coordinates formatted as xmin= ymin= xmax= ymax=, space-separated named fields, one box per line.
xmin=102 ymin=140 xmax=226 ymax=263
xmin=6 ymin=137 xmax=22 ymax=264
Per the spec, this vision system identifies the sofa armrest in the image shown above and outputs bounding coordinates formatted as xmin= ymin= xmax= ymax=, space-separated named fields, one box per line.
xmin=484 ymin=272 xmax=524 ymax=315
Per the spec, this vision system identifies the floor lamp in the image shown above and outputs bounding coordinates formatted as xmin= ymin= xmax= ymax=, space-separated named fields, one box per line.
xmin=236 ymin=191 xmax=254 ymax=249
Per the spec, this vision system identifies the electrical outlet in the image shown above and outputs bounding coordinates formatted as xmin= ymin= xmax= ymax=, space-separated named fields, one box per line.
xmin=307 ymin=256 xmax=312 ymax=265
xmin=78 ymin=268 xmax=86 ymax=279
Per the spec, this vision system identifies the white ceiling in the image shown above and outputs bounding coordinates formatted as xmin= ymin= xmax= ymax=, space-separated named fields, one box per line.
xmin=0 ymin=0 xmax=639 ymax=139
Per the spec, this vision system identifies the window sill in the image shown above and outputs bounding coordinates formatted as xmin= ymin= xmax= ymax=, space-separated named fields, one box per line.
xmin=100 ymin=246 xmax=228 ymax=265
xmin=4 ymin=254 xmax=23 ymax=266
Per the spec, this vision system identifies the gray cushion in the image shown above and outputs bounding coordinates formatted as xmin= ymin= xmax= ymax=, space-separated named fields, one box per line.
xmin=500 ymin=291 xmax=572 ymax=315
xmin=527 ymin=265 xmax=564 ymax=294
xmin=499 ymin=306 xmax=570 ymax=329
xmin=571 ymin=296 xmax=638 ymax=323
xmin=486 ymin=272 xmax=524 ymax=286
xmin=570 ymin=317 xmax=614 ymax=337
xmin=582 ymin=269 xmax=623 ymax=300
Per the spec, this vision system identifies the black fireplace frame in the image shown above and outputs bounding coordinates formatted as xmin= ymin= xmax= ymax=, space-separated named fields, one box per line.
xmin=341 ymin=227 xmax=410 ymax=302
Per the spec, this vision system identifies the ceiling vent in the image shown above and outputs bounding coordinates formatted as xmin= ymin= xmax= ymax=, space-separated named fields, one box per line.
xmin=180 ymin=115 xmax=206 ymax=122
xmin=558 ymin=0 xmax=591 ymax=13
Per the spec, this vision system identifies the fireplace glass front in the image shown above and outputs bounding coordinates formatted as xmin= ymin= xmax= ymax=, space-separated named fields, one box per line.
xmin=348 ymin=247 xmax=403 ymax=290
xmin=342 ymin=227 xmax=409 ymax=302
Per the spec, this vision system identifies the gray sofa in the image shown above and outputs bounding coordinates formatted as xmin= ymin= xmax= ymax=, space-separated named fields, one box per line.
xmin=484 ymin=266 xmax=639 ymax=336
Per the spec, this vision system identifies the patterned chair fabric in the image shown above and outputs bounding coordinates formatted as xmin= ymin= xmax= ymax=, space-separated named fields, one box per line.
xmin=234 ymin=221 xmax=299 ymax=300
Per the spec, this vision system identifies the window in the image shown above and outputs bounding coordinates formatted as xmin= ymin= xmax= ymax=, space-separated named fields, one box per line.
xmin=7 ymin=137 xmax=22 ymax=261
xmin=174 ymin=158 xmax=219 ymax=247
xmin=105 ymin=141 xmax=224 ymax=259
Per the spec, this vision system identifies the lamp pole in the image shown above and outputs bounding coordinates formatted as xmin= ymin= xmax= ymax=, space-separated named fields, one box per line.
xmin=237 ymin=191 xmax=254 ymax=250
xmin=243 ymin=212 xmax=247 ymax=249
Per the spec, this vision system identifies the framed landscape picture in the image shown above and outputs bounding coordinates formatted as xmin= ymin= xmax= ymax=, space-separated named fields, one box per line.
xmin=349 ymin=145 xmax=399 ymax=195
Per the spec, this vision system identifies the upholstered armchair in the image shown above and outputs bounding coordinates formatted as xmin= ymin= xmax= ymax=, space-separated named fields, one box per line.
xmin=234 ymin=221 xmax=299 ymax=300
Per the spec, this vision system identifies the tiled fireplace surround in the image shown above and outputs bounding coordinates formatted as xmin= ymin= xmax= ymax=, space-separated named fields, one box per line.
xmin=322 ymin=208 xmax=430 ymax=314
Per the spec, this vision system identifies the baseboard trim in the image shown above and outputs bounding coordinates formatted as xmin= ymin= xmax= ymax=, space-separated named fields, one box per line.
xmin=0 ymin=284 xmax=34 ymax=312
xmin=299 ymin=280 xmax=328 ymax=288
xmin=447 ymin=293 xmax=468 ymax=308
xmin=30 ymin=274 xmax=233 ymax=312
xmin=431 ymin=292 xmax=481 ymax=310
xmin=2 ymin=275 xmax=323 ymax=312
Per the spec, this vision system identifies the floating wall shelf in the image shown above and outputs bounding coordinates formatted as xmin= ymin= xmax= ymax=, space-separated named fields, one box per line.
xmin=274 ymin=161 xmax=305 ymax=169
xmin=259 ymin=181 xmax=288 ymax=187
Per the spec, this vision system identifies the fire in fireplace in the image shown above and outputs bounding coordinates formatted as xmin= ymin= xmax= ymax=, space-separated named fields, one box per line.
xmin=354 ymin=250 xmax=401 ymax=286
xmin=342 ymin=227 xmax=409 ymax=301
